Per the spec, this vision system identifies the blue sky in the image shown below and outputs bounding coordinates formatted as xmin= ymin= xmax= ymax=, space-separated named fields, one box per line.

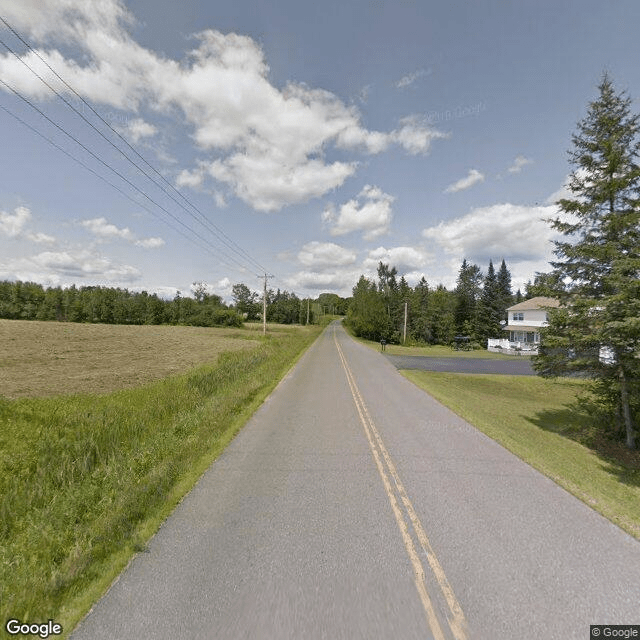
xmin=1 ymin=0 xmax=639 ymax=300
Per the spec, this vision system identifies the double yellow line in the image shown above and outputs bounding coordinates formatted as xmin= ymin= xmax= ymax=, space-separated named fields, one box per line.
xmin=334 ymin=330 xmax=467 ymax=640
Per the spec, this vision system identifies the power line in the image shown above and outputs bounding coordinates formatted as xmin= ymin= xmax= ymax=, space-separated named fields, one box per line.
xmin=0 ymin=76 xmax=260 ymax=276
xmin=0 ymin=20 xmax=269 ymax=276
xmin=0 ymin=101 xmax=239 ymax=267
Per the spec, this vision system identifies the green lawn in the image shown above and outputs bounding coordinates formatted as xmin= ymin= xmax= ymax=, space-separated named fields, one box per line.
xmin=0 ymin=322 xmax=324 ymax=638
xmin=354 ymin=335 xmax=525 ymax=359
xmin=401 ymin=370 xmax=640 ymax=540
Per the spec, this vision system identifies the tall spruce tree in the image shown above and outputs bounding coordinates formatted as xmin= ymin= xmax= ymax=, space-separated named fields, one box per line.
xmin=454 ymin=259 xmax=483 ymax=336
xmin=496 ymin=259 xmax=514 ymax=311
xmin=475 ymin=260 xmax=503 ymax=343
xmin=534 ymin=75 xmax=640 ymax=449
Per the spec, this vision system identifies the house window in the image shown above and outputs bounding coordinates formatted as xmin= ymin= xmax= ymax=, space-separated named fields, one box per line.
xmin=513 ymin=312 xmax=524 ymax=321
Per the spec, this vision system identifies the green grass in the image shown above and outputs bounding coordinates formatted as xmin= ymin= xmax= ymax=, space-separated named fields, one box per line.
xmin=353 ymin=335 xmax=524 ymax=359
xmin=0 ymin=323 xmax=324 ymax=637
xmin=401 ymin=370 xmax=640 ymax=540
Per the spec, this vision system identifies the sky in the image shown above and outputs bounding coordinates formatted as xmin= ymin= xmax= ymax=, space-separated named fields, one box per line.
xmin=1 ymin=0 xmax=639 ymax=301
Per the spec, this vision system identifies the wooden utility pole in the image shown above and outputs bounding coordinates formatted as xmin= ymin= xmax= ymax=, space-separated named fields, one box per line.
xmin=403 ymin=300 xmax=408 ymax=344
xmin=306 ymin=298 xmax=310 ymax=325
xmin=260 ymin=274 xmax=273 ymax=335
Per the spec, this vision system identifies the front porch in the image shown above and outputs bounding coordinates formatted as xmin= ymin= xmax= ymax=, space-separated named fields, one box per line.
xmin=487 ymin=325 xmax=542 ymax=355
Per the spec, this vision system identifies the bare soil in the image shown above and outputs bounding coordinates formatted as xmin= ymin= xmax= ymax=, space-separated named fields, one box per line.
xmin=0 ymin=320 xmax=259 ymax=398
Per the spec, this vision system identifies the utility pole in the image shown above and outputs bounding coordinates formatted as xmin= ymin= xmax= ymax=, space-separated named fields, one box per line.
xmin=260 ymin=274 xmax=273 ymax=335
xmin=403 ymin=300 xmax=408 ymax=344
xmin=306 ymin=298 xmax=310 ymax=325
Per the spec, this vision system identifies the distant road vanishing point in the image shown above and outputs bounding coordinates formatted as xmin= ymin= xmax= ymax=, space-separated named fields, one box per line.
xmin=72 ymin=321 xmax=640 ymax=640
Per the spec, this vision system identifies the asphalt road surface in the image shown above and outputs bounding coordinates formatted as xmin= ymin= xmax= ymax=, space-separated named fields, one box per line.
xmin=72 ymin=321 xmax=640 ymax=640
xmin=385 ymin=354 xmax=535 ymax=375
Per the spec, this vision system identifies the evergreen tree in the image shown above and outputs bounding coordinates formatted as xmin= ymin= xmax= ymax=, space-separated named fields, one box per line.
xmin=524 ymin=272 xmax=566 ymax=299
xmin=534 ymin=75 xmax=640 ymax=449
xmin=454 ymin=259 xmax=482 ymax=336
xmin=496 ymin=259 xmax=514 ymax=310
xmin=409 ymin=277 xmax=431 ymax=342
xmin=475 ymin=260 xmax=503 ymax=343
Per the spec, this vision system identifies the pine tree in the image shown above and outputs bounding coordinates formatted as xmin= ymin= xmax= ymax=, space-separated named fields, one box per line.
xmin=496 ymin=259 xmax=513 ymax=310
xmin=534 ymin=75 xmax=640 ymax=449
xmin=454 ymin=259 xmax=483 ymax=336
xmin=410 ymin=277 xmax=431 ymax=342
xmin=475 ymin=260 xmax=503 ymax=343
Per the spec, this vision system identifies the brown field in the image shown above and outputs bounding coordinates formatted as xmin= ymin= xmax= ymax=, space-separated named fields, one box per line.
xmin=0 ymin=319 xmax=262 ymax=398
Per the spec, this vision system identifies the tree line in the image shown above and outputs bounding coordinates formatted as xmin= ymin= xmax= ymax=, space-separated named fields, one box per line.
xmin=0 ymin=280 xmax=244 ymax=327
xmin=0 ymin=280 xmax=323 ymax=328
xmin=346 ymin=258 xmax=518 ymax=347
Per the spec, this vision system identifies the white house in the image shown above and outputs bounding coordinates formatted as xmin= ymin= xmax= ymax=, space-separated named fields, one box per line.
xmin=488 ymin=296 xmax=560 ymax=353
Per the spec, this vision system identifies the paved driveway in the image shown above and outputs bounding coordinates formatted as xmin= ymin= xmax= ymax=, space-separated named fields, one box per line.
xmin=385 ymin=354 xmax=535 ymax=375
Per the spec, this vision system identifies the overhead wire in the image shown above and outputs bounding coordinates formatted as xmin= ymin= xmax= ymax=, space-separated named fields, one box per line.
xmin=0 ymin=75 xmax=260 ymax=277
xmin=0 ymin=101 xmax=235 ymax=264
xmin=0 ymin=16 xmax=275 ymax=281
xmin=0 ymin=23 xmax=268 ymax=276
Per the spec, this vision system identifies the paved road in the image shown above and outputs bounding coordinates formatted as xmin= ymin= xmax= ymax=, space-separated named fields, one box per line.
xmin=72 ymin=322 xmax=640 ymax=639
xmin=385 ymin=354 xmax=535 ymax=375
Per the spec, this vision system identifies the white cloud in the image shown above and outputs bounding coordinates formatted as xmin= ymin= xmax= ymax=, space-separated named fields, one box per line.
xmin=26 ymin=232 xmax=56 ymax=244
xmin=323 ymin=185 xmax=394 ymax=240
xmin=81 ymin=216 xmax=134 ymax=240
xmin=0 ymin=248 xmax=141 ymax=283
xmin=357 ymin=84 xmax=371 ymax=104
xmin=208 ymin=154 xmax=357 ymax=212
xmin=0 ymin=0 xmax=134 ymax=47
xmin=176 ymin=168 xmax=205 ymax=189
xmin=0 ymin=205 xmax=31 ymax=237
xmin=286 ymin=269 xmax=362 ymax=296
xmin=0 ymin=2 xmax=446 ymax=212
xmin=422 ymin=202 xmax=558 ymax=264
xmin=120 ymin=117 xmax=157 ymax=143
xmin=80 ymin=217 xmax=164 ymax=248
xmin=188 ymin=277 xmax=232 ymax=299
xmin=135 ymin=237 xmax=165 ymax=248
xmin=297 ymin=241 xmax=357 ymax=269
xmin=507 ymin=155 xmax=533 ymax=174
xmin=444 ymin=169 xmax=485 ymax=194
xmin=0 ymin=205 xmax=56 ymax=243
xmin=392 ymin=115 xmax=449 ymax=155
xmin=363 ymin=245 xmax=432 ymax=272
xmin=396 ymin=69 xmax=429 ymax=89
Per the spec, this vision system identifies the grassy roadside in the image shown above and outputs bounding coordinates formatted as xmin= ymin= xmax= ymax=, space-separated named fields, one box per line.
xmin=0 ymin=322 xmax=325 ymax=637
xmin=346 ymin=331 xmax=525 ymax=360
xmin=401 ymin=370 xmax=640 ymax=540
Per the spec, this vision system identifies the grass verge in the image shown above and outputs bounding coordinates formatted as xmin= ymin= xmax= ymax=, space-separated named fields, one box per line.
xmin=401 ymin=370 xmax=640 ymax=540
xmin=0 ymin=322 xmax=324 ymax=637
xmin=346 ymin=332 xmax=524 ymax=359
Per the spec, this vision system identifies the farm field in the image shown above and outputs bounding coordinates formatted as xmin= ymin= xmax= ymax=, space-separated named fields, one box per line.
xmin=0 ymin=319 xmax=261 ymax=398
xmin=0 ymin=319 xmax=324 ymax=635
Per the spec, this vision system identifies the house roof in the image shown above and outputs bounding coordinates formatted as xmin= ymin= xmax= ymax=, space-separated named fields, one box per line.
xmin=507 ymin=296 xmax=560 ymax=311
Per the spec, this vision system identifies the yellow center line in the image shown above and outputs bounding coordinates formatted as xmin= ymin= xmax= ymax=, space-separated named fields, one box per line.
xmin=333 ymin=328 xmax=468 ymax=640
